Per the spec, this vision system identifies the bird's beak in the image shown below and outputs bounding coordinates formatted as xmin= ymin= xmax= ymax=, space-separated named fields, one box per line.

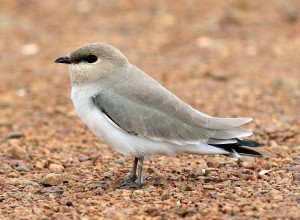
xmin=55 ymin=56 xmax=71 ymax=64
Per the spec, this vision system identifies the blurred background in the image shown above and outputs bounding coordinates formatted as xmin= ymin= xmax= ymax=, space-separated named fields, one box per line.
xmin=1 ymin=0 xmax=299 ymax=145
xmin=0 ymin=0 xmax=299 ymax=219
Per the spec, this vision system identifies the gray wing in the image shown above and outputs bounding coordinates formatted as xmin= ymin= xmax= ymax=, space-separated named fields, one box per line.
xmin=92 ymin=64 xmax=252 ymax=145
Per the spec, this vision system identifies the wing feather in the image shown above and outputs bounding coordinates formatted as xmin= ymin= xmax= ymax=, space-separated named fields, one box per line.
xmin=92 ymin=64 xmax=253 ymax=145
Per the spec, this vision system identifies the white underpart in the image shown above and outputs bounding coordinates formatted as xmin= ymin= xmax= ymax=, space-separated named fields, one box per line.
xmin=71 ymin=83 xmax=229 ymax=158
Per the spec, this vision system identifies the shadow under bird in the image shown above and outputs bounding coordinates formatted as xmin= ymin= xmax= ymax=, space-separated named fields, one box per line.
xmin=55 ymin=43 xmax=263 ymax=188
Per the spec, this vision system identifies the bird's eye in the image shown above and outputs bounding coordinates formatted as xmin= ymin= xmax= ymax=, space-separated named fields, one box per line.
xmin=84 ymin=55 xmax=98 ymax=63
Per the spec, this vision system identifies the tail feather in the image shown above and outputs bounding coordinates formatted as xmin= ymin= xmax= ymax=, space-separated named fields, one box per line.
xmin=205 ymin=117 xmax=252 ymax=129
xmin=212 ymin=127 xmax=253 ymax=139
xmin=209 ymin=138 xmax=263 ymax=158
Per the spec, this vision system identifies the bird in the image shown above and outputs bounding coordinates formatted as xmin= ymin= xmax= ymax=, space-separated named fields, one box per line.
xmin=55 ymin=42 xmax=263 ymax=188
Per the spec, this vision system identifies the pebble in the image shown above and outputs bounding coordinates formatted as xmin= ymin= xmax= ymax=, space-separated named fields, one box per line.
xmin=40 ymin=173 xmax=74 ymax=186
xmin=272 ymin=194 xmax=284 ymax=201
xmin=8 ymin=172 xmax=19 ymax=178
xmin=293 ymin=173 xmax=300 ymax=181
xmin=203 ymin=185 xmax=214 ymax=190
xmin=258 ymin=170 xmax=271 ymax=177
xmin=115 ymin=158 xmax=125 ymax=165
xmin=40 ymin=174 xmax=63 ymax=186
xmin=207 ymin=161 xmax=219 ymax=168
xmin=35 ymin=161 xmax=46 ymax=169
xmin=103 ymin=172 xmax=113 ymax=178
xmin=10 ymin=177 xmax=39 ymax=187
xmin=201 ymin=168 xmax=210 ymax=176
xmin=16 ymin=165 xmax=30 ymax=172
xmin=49 ymin=164 xmax=64 ymax=173
xmin=6 ymin=131 xmax=24 ymax=140
xmin=79 ymin=156 xmax=91 ymax=162
xmin=8 ymin=146 xmax=29 ymax=161
xmin=241 ymin=162 xmax=255 ymax=169
xmin=65 ymin=200 xmax=73 ymax=206
xmin=287 ymin=165 xmax=300 ymax=171
xmin=0 ymin=118 xmax=11 ymax=127
xmin=21 ymin=43 xmax=39 ymax=55
xmin=148 ymin=185 xmax=156 ymax=190
xmin=40 ymin=189 xmax=64 ymax=196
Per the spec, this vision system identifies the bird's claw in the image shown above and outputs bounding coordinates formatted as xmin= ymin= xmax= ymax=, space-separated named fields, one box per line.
xmin=121 ymin=181 xmax=142 ymax=189
xmin=120 ymin=175 xmax=142 ymax=189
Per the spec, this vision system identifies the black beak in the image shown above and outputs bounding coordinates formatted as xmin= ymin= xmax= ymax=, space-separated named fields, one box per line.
xmin=55 ymin=56 xmax=71 ymax=64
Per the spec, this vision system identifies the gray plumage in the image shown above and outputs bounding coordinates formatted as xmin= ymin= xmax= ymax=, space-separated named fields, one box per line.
xmin=91 ymin=63 xmax=252 ymax=145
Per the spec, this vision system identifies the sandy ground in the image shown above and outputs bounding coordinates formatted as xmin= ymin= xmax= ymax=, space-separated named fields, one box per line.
xmin=0 ymin=0 xmax=299 ymax=219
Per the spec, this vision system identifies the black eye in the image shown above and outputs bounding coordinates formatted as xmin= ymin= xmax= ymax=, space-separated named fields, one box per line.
xmin=84 ymin=55 xmax=98 ymax=63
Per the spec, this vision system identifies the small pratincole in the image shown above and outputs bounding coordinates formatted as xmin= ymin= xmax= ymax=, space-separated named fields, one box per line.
xmin=55 ymin=43 xmax=263 ymax=187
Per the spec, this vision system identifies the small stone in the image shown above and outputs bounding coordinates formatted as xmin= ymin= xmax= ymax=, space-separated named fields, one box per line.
xmin=0 ymin=118 xmax=11 ymax=127
xmin=16 ymin=165 xmax=30 ymax=172
xmin=203 ymin=185 xmax=214 ymax=190
xmin=293 ymin=173 xmax=300 ymax=181
xmin=287 ymin=165 xmax=300 ymax=171
xmin=115 ymin=158 xmax=125 ymax=165
xmin=161 ymin=193 xmax=170 ymax=200
xmin=21 ymin=43 xmax=39 ymax=55
xmin=49 ymin=164 xmax=64 ymax=173
xmin=133 ymin=190 xmax=144 ymax=195
xmin=35 ymin=161 xmax=46 ymax=169
xmin=10 ymin=177 xmax=39 ymax=187
xmin=148 ymin=185 xmax=156 ymax=190
xmin=239 ymin=156 xmax=256 ymax=163
xmin=184 ymin=185 xmax=193 ymax=191
xmin=8 ymin=146 xmax=29 ymax=161
xmin=48 ymin=193 xmax=56 ymax=200
xmin=207 ymin=161 xmax=219 ymax=168
xmin=40 ymin=173 xmax=74 ymax=186
xmin=272 ymin=194 xmax=284 ymax=201
xmin=123 ymin=196 xmax=131 ymax=202
xmin=258 ymin=170 xmax=271 ymax=176
xmin=0 ymin=161 xmax=11 ymax=172
xmin=16 ymin=88 xmax=27 ymax=97
xmin=40 ymin=174 xmax=63 ymax=186
xmin=65 ymin=200 xmax=73 ymax=206
xmin=32 ymin=206 xmax=42 ymax=214
xmin=103 ymin=172 xmax=113 ymax=178
xmin=202 ymin=169 xmax=210 ymax=176
xmin=40 ymin=189 xmax=64 ymax=195
xmin=241 ymin=162 xmax=255 ymax=169
xmin=79 ymin=156 xmax=91 ymax=162
xmin=6 ymin=131 xmax=24 ymax=140
xmin=154 ymin=178 xmax=169 ymax=187
xmin=8 ymin=172 xmax=19 ymax=178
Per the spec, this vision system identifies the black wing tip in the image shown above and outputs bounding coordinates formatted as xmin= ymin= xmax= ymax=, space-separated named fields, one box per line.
xmin=221 ymin=146 xmax=264 ymax=158
xmin=236 ymin=138 xmax=262 ymax=147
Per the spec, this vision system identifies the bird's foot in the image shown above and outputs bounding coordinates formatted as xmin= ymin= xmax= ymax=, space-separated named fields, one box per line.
xmin=121 ymin=175 xmax=137 ymax=184
xmin=120 ymin=181 xmax=142 ymax=189
xmin=120 ymin=175 xmax=142 ymax=189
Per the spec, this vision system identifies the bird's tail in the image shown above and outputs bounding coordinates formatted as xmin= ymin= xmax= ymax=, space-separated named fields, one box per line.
xmin=209 ymin=138 xmax=264 ymax=158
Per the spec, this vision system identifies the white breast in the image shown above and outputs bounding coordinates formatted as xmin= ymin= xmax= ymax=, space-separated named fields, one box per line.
xmin=71 ymin=84 xmax=227 ymax=158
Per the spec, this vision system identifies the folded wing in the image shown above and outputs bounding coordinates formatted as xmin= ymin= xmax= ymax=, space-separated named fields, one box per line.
xmin=92 ymin=65 xmax=253 ymax=145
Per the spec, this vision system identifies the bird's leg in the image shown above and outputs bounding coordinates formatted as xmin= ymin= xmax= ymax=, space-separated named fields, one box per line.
xmin=128 ymin=157 xmax=138 ymax=181
xmin=136 ymin=156 xmax=144 ymax=186
xmin=121 ymin=157 xmax=144 ymax=188
xmin=122 ymin=158 xmax=138 ymax=184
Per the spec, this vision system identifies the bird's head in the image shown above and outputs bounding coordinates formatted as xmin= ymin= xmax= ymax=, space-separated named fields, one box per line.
xmin=55 ymin=43 xmax=129 ymax=85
